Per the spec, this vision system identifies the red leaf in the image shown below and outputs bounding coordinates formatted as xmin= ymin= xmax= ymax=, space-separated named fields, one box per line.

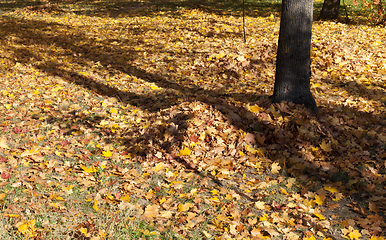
xmin=13 ymin=127 xmax=22 ymax=134
xmin=189 ymin=135 xmax=199 ymax=143
xmin=60 ymin=140 xmax=70 ymax=146
xmin=1 ymin=172 xmax=10 ymax=179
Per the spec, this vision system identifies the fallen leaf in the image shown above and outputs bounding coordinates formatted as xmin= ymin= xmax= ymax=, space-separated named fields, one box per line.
xmin=0 ymin=137 xmax=9 ymax=149
xmin=178 ymin=202 xmax=192 ymax=212
xmin=102 ymin=150 xmax=112 ymax=158
xmin=314 ymin=213 xmax=325 ymax=220
xmin=315 ymin=194 xmax=325 ymax=205
xmin=320 ymin=141 xmax=332 ymax=152
xmin=255 ymin=201 xmax=266 ymax=210
xmin=144 ymin=204 xmax=159 ymax=219
xmin=369 ymin=202 xmax=380 ymax=213
xmin=348 ymin=229 xmax=361 ymax=240
xmin=271 ymin=162 xmax=281 ymax=174
xmin=179 ymin=147 xmax=191 ymax=156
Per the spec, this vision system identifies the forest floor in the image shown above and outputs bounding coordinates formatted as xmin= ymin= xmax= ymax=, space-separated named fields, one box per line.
xmin=0 ymin=0 xmax=385 ymax=239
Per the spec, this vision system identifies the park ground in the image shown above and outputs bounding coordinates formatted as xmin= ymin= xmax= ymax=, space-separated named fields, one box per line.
xmin=0 ymin=0 xmax=385 ymax=239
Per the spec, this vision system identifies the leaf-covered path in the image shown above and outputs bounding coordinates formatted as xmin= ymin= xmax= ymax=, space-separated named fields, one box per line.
xmin=0 ymin=1 xmax=385 ymax=239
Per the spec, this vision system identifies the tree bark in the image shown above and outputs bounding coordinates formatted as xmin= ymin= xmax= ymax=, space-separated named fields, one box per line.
xmin=273 ymin=0 xmax=318 ymax=115
xmin=317 ymin=0 xmax=340 ymax=20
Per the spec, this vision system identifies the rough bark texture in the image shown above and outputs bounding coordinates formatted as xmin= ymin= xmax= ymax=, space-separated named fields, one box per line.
xmin=317 ymin=0 xmax=340 ymax=20
xmin=273 ymin=0 xmax=318 ymax=115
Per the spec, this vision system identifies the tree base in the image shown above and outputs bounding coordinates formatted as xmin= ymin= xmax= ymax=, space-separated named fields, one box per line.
xmin=272 ymin=90 xmax=318 ymax=115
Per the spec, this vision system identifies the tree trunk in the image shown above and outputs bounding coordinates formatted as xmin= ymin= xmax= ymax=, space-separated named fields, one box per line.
xmin=273 ymin=0 xmax=318 ymax=115
xmin=318 ymin=0 xmax=340 ymax=20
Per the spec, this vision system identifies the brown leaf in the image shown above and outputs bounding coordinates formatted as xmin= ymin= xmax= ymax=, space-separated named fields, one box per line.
xmin=245 ymin=133 xmax=256 ymax=145
xmin=369 ymin=202 xmax=380 ymax=213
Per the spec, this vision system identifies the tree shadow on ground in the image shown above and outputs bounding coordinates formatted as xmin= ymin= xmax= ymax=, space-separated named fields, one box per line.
xmin=1 ymin=13 xmax=385 ymax=235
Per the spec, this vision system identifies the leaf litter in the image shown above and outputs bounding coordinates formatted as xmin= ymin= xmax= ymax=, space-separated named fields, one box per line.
xmin=0 ymin=1 xmax=385 ymax=239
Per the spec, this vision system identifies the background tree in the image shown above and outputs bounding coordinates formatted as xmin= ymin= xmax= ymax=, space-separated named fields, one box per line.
xmin=318 ymin=0 xmax=341 ymax=20
xmin=273 ymin=0 xmax=318 ymax=115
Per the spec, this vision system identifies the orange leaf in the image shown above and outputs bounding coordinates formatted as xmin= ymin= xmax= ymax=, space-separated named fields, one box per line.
xmin=369 ymin=202 xmax=380 ymax=212
xmin=144 ymin=204 xmax=159 ymax=219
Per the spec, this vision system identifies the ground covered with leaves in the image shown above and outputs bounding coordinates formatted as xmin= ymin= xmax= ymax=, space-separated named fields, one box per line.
xmin=0 ymin=1 xmax=385 ymax=239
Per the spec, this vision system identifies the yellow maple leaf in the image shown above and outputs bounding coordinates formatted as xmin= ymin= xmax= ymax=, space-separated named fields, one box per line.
xmin=209 ymin=197 xmax=220 ymax=203
xmin=17 ymin=222 xmax=29 ymax=235
xmin=216 ymin=214 xmax=227 ymax=221
xmin=314 ymin=213 xmax=325 ymax=220
xmin=315 ymin=194 xmax=325 ymax=205
xmin=120 ymin=195 xmax=131 ymax=202
xmin=102 ymin=150 xmax=112 ymax=158
xmin=348 ymin=229 xmax=361 ymax=240
xmin=280 ymin=188 xmax=288 ymax=195
xmin=303 ymin=235 xmax=315 ymax=240
xmin=259 ymin=214 xmax=268 ymax=221
xmin=93 ymin=199 xmax=99 ymax=211
xmin=225 ymin=194 xmax=232 ymax=200
xmin=153 ymin=163 xmax=165 ymax=172
xmin=249 ymin=104 xmax=261 ymax=113
xmin=324 ymin=186 xmax=338 ymax=193
xmin=17 ymin=220 xmax=37 ymax=237
xmin=271 ymin=162 xmax=281 ymax=174
xmin=81 ymin=165 xmax=96 ymax=174
xmin=50 ymin=203 xmax=59 ymax=208
xmin=179 ymin=147 xmax=191 ymax=156
xmin=370 ymin=236 xmax=386 ymax=240
xmin=3 ymin=213 xmax=20 ymax=218
xmin=80 ymin=227 xmax=88 ymax=237
xmin=110 ymin=108 xmax=118 ymax=114
xmin=178 ymin=202 xmax=192 ymax=212
xmin=211 ymin=189 xmax=219 ymax=195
